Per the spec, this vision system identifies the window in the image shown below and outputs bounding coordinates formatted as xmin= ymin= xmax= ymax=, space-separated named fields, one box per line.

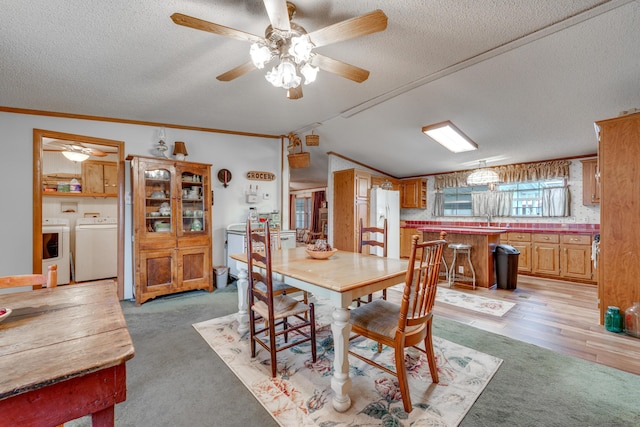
xmin=294 ymin=197 xmax=311 ymax=228
xmin=442 ymin=185 xmax=489 ymax=216
xmin=441 ymin=178 xmax=566 ymax=217
xmin=498 ymin=179 xmax=565 ymax=217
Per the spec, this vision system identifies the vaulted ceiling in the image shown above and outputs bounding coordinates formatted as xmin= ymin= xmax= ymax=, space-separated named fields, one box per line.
xmin=2 ymin=1 xmax=639 ymax=189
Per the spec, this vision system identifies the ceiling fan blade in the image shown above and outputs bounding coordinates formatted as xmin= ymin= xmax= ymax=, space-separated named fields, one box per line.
xmin=287 ymin=85 xmax=303 ymax=100
xmin=86 ymin=147 xmax=107 ymax=157
xmin=171 ymin=13 xmax=263 ymax=44
xmin=263 ymin=0 xmax=291 ymax=31
xmin=216 ymin=61 xmax=257 ymax=82
xmin=307 ymin=9 xmax=388 ymax=48
xmin=311 ymin=54 xmax=370 ymax=83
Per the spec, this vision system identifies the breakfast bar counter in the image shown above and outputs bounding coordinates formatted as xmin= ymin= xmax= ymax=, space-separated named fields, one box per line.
xmin=418 ymin=226 xmax=507 ymax=288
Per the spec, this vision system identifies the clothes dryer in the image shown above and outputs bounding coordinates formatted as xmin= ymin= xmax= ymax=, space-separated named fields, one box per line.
xmin=42 ymin=218 xmax=71 ymax=285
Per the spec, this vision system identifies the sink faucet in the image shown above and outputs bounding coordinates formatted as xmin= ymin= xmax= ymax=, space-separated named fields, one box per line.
xmin=486 ymin=213 xmax=492 ymax=227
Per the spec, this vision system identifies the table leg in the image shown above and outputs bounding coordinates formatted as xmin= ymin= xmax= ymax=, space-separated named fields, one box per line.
xmin=331 ymin=306 xmax=352 ymax=412
xmin=236 ymin=264 xmax=249 ymax=335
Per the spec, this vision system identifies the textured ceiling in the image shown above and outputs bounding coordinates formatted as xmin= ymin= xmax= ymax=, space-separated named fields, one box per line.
xmin=2 ymin=0 xmax=639 ymax=189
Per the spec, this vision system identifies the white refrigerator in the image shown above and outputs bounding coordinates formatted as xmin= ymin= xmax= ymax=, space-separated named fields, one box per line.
xmin=369 ymin=188 xmax=400 ymax=259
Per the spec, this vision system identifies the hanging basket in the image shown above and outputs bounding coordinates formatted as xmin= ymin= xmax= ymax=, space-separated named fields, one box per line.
xmin=288 ymin=139 xmax=310 ymax=169
xmin=288 ymin=152 xmax=310 ymax=169
xmin=305 ymin=133 xmax=319 ymax=146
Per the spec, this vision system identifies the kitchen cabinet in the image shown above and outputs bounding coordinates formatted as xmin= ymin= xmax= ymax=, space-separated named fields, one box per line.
xmin=127 ymin=155 xmax=213 ymax=305
xmin=371 ymin=175 xmax=400 ymax=191
xmin=596 ymin=113 xmax=640 ymax=323
xmin=581 ymin=159 xmax=600 ymax=205
xmin=333 ymin=169 xmax=370 ymax=252
xmin=504 ymin=232 xmax=532 ymax=273
xmin=560 ymin=234 xmax=592 ymax=281
xmin=82 ymin=160 xmax=118 ymax=194
xmin=532 ymin=233 xmax=560 ymax=276
xmin=400 ymin=227 xmax=420 ymax=258
xmin=400 ymin=178 xmax=427 ymax=209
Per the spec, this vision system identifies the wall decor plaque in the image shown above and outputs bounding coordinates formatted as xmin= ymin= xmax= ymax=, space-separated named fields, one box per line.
xmin=246 ymin=171 xmax=275 ymax=181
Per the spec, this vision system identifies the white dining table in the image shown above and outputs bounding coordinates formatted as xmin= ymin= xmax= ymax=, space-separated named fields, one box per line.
xmin=230 ymin=247 xmax=408 ymax=412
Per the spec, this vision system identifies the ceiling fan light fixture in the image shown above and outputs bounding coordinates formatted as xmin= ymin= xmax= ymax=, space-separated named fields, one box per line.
xmin=289 ymin=35 xmax=313 ymax=62
xmin=300 ymin=62 xmax=318 ymax=84
xmin=422 ymin=121 xmax=478 ymax=153
xmin=249 ymin=43 xmax=272 ymax=69
xmin=62 ymin=151 xmax=90 ymax=162
xmin=266 ymin=58 xmax=301 ymax=89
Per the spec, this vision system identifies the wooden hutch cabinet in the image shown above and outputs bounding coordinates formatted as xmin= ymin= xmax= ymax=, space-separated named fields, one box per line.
xmin=128 ymin=155 xmax=213 ymax=305
xmin=333 ymin=168 xmax=370 ymax=252
xmin=596 ymin=113 xmax=640 ymax=323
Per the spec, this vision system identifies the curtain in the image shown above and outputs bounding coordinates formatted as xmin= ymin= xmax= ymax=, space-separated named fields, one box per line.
xmin=471 ymin=192 xmax=493 ymax=216
xmin=289 ymin=194 xmax=296 ymax=229
xmin=433 ymin=192 xmax=444 ymax=217
xmin=310 ymin=191 xmax=325 ymax=233
xmin=542 ymin=187 xmax=570 ymax=217
xmin=494 ymin=191 xmax=513 ymax=216
xmin=471 ymin=191 xmax=514 ymax=217
xmin=434 ymin=160 xmax=571 ymax=189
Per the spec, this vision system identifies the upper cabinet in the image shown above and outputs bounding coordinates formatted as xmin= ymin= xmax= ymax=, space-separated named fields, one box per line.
xmin=581 ymin=159 xmax=600 ymax=205
xmin=400 ymin=178 xmax=427 ymax=209
xmin=82 ymin=160 xmax=118 ymax=195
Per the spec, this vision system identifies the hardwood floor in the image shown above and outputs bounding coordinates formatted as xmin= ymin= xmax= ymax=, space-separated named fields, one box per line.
xmin=396 ymin=275 xmax=640 ymax=376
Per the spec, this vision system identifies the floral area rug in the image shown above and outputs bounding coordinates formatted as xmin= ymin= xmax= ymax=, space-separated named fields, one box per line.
xmin=390 ymin=285 xmax=516 ymax=317
xmin=193 ymin=298 xmax=502 ymax=427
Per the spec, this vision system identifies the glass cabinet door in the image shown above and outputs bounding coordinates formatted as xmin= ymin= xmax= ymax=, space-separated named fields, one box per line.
xmin=179 ymin=169 xmax=206 ymax=234
xmin=144 ymin=168 xmax=173 ymax=234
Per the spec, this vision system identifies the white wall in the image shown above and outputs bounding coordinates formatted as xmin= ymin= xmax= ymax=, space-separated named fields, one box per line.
xmin=0 ymin=111 xmax=283 ymax=299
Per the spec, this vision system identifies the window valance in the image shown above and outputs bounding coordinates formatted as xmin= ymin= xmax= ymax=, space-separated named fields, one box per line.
xmin=434 ymin=160 xmax=571 ymax=190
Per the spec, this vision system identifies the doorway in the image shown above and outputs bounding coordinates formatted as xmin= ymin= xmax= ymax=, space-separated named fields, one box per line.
xmin=33 ymin=129 xmax=125 ymax=299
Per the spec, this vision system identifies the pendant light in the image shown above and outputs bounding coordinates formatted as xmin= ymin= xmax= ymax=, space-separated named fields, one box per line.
xmin=467 ymin=160 xmax=500 ymax=186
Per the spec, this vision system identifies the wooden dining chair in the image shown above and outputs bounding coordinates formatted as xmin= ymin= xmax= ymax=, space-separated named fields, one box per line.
xmin=246 ymin=220 xmax=317 ymax=377
xmin=0 ymin=264 xmax=58 ymax=290
xmin=355 ymin=217 xmax=388 ymax=306
xmin=348 ymin=235 xmax=446 ymax=413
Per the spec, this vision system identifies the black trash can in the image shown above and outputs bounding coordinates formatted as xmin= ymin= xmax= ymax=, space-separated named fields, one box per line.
xmin=494 ymin=244 xmax=520 ymax=289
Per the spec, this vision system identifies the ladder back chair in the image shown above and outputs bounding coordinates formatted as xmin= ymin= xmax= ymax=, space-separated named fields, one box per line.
xmin=348 ymin=235 xmax=446 ymax=413
xmin=0 ymin=264 xmax=58 ymax=290
xmin=246 ymin=220 xmax=317 ymax=377
xmin=356 ymin=217 xmax=388 ymax=305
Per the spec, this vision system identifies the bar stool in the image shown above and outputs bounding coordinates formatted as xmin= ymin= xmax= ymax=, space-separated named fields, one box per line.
xmin=448 ymin=243 xmax=476 ymax=289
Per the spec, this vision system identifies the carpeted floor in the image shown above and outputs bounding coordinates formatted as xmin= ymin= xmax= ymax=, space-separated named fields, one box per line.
xmin=67 ymin=283 xmax=640 ymax=426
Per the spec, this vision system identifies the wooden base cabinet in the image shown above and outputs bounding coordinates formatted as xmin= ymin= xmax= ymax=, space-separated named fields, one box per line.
xmin=400 ymin=227 xmax=420 ymax=258
xmin=560 ymin=234 xmax=592 ymax=281
xmin=532 ymin=233 xmax=560 ymax=276
xmin=128 ymin=155 xmax=213 ymax=305
xmin=504 ymin=232 xmax=532 ymax=273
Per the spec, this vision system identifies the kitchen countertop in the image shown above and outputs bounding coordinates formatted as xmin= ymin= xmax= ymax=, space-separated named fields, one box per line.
xmin=417 ymin=226 xmax=507 ymax=235
xmin=404 ymin=221 xmax=599 ymax=236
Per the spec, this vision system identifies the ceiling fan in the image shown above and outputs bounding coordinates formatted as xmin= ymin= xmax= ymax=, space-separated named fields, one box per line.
xmin=45 ymin=140 xmax=108 ymax=159
xmin=171 ymin=1 xmax=388 ymax=99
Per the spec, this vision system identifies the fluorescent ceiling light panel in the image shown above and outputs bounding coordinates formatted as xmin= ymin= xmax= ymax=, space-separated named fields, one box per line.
xmin=422 ymin=121 xmax=478 ymax=153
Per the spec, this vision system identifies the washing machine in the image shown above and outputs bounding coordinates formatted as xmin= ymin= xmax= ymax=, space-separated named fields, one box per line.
xmin=74 ymin=217 xmax=118 ymax=282
xmin=42 ymin=218 xmax=71 ymax=285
